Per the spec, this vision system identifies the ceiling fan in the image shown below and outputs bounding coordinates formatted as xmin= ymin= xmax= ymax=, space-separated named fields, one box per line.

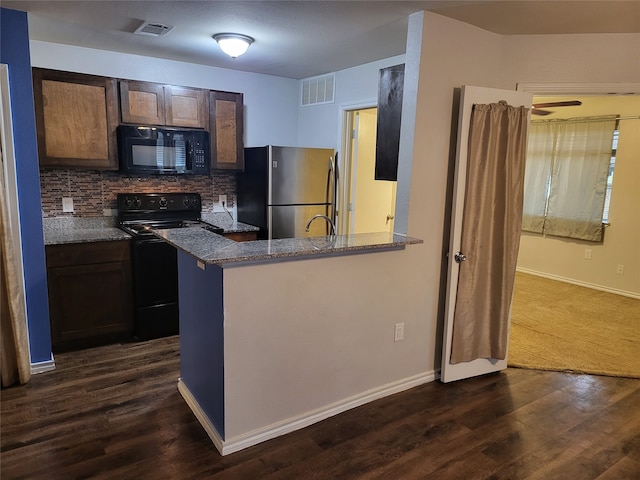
xmin=532 ymin=100 xmax=582 ymax=116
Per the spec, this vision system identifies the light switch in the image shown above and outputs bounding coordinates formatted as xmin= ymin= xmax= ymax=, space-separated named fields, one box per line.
xmin=394 ymin=322 xmax=404 ymax=342
xmin=62 ymin=197 xmax=74 ymax=213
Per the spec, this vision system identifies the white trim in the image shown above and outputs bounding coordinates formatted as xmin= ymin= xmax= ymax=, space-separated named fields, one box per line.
xmin=177 ymin=379 xmax=225 ymax=453
xmin=339 ymin=99 xmax=378 ymax=111
xmin=180 ymin=371 xmax=436 ymax=456
xmin=516 ymin=267 xmax=640 ymax=300
xmin=337 ymin=99 xmax=377 ymax=234
xmin=30 ymin=359 xmax=55 ymax=374
xmin=223 ymin=371 xmax=435 ymax=455
xmin=337 ymin=99 xmax=377 ymax=152
xmin=517 ymin=83 xmax=640 ymax=95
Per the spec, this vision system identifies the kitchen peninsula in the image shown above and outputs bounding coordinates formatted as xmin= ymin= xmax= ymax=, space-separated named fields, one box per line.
xmin=155 ymin=227 xmax=422 ymax=266
xmin=153 ymin=226 xmax=423 ymax=455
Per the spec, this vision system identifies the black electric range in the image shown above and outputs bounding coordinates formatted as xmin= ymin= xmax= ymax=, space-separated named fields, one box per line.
xmin=117 ymin=192 xmax=222 ymax=340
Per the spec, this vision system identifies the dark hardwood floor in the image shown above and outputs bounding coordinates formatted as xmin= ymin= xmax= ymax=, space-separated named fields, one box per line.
xmin=2 ymin=336 xmax=639 ymax=479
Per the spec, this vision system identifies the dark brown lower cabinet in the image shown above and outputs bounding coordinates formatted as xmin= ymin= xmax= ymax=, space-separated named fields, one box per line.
xmin=46 ymin=240 xmax=134 ymax=352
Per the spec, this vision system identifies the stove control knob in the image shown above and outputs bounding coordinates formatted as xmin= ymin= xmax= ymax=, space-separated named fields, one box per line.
xmin=124 ymin=197 xmax=133 ymax=208
xmin=191 ymin=196 xmax=200 ymax=207
xmin=133 ymin=197 xmax=142 ymax=209
xmin=183 ymin=196 xmax=191 ymax=207
xmin=159 ymin=197 xmax=168 ymax=208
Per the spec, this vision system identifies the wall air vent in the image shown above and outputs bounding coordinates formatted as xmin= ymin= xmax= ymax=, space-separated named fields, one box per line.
xmin=301 ymin=73 xmax=335 ymax=106
xmin=134 ymin=21 xmax=174 ymax=37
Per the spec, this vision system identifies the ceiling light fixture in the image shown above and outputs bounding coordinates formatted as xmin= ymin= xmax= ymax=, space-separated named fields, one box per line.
xmin=213 ymin=33 xmax=254 ymax=59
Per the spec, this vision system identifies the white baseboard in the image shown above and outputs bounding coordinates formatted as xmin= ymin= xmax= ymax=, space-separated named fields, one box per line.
xmin=30 ymin=358 xmax=55 ymax=374
xmin=177 ymin=379 xmax=225 ymax=453
xmin=179 ymin=370 xmax=436 ymax=456
xmin=516 ymin=267 xmax=640 ymax=300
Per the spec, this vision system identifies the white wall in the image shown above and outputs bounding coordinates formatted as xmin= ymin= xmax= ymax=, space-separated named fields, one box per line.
xmin=499 ymin=33 xmax=640 ymax=88
xmin=222 ymin=249 xmax=431 ymax=440
xmin=400 ymin=12 xmax=504 ymax=366
xmin=296 ymin=54 xmax=405 ymax=148
xmin=29 ymin=41 xmax=300 ymax=147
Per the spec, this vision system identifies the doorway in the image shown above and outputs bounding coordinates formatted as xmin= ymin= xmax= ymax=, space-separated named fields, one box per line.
xmin=510 ymin=94 xmax=640 ymax=375
xmin=340 ymin=107 xmax=397 ymax=235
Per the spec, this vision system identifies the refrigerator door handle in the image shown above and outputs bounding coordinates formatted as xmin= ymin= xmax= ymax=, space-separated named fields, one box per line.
xmin=333 ymin=152 xmax=339 ymax=229
xmin=325 ymin=157 xmax=333 ymax=235
xmin=325 ymin=153 xmax=339 ymax=234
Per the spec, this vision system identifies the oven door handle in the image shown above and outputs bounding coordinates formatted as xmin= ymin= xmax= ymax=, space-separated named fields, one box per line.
xmin=134 ymin=237 xmax=171 ymax=246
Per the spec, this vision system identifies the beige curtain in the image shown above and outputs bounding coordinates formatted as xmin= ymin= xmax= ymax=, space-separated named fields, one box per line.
xmin=0 ymin=142 xmax=31 ymax=387
xmin=522 ymin=116 xmax=616 ymax=242
xmin=544 ymin=116 xmax=616 ymax=242
xmin=521 ymin=122 xmax=553 ymax=233
xmin=450 ymin=101 xmax=529 ymax=364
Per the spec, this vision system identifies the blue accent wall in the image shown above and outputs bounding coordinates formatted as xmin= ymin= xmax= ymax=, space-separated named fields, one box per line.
xmin=178 ymin=252 xmax=225 ymax=437
xmin=1 ymin=8 xmax=53 ymax=363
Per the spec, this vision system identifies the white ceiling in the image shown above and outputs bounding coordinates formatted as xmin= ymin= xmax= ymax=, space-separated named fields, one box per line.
xmin=3 ymin=1 xmax=640 ymax=79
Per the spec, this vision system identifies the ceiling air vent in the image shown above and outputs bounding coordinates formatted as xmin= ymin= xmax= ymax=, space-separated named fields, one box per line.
xmin=301 ymin=73 xmax=335 ymax=106
xmin=134 ymin=21 xmax=174 ymax=37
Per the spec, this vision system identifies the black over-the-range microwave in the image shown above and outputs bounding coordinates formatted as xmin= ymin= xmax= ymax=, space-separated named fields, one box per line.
xmin=117 ymin=125 xmax=210 ymax=175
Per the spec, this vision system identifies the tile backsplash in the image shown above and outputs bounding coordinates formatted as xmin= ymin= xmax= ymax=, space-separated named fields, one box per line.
xmin=40 ymin=169 xmax=236 ymax=217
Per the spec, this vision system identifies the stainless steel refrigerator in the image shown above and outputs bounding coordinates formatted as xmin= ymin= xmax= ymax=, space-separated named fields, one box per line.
xmin=237 ymin=146 xmax=337 ymax=239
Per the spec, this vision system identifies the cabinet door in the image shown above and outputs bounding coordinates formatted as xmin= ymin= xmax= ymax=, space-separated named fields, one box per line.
xmin=32 ymin=68 xmax=119 ymax=169
xmin=46 ymin=241 xmax=134 ymax=352
xmin=165 ymin=85 xmax=207 ymax=128
xmin=209 ymin=90 xmax=244 ymax=171
xmin=375 ymin=63 xmax=404 ymax=181
xmin=119 ymin=80 xmax=165 ymax=125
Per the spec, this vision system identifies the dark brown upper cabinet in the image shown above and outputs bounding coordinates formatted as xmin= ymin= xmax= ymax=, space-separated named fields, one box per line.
xmin=119 ymin=80 xmax=165 ymax=125
xmin=33 ymin=68 xmax=244 ymax=171
xmin=119 ymin=80 xmax=207 ymax=129
xmin=375 ymin=63 xmax=405 ymax=181
xmin=165 ymin=85 xmax=208 ymax=129
xmin=209 ymin=90 xmax=245 ymax=171
xmin=32 ymin=68 xmax=119 ymax=169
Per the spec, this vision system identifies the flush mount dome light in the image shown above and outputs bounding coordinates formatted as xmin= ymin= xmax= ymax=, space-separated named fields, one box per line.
xmin=213 ymin=33 xmax=254 ymax=58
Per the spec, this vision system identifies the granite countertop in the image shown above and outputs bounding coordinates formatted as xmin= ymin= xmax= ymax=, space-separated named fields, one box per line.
xmin=42 ymin=213 xmax=258 ymax=246
xmin=200 ymin=212 xmax=260 ymax=233
xmin=153 ymin=226 xmax=423 ymax=266
xmin=43 ymin=217 xmax=131 ymax=245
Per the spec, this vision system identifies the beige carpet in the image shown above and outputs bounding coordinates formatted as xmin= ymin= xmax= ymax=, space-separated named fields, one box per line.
xmin=508 ymin=272 xmax=640 ymax=378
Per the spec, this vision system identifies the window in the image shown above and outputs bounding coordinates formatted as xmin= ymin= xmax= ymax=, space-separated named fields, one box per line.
xmin=522 ymin=116 xmax=618 ymax=242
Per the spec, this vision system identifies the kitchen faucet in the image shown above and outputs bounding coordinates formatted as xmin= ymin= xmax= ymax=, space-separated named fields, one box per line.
xmin=305 ymin=214 xmax=336 ymax=236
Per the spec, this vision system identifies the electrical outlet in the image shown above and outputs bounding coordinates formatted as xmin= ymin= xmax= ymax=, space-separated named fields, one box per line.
xmin=394 ymin=322 xmax=404 ymax=342
xmin=218 ymin=194 xmax=227 ymax=207
xmin=584 ymin=249 xmax=592 ymax=259
xmin=617 ymin=264 xmax=624 ymax=275
xmin=62 ymin=197 xmax=74 ymax=213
